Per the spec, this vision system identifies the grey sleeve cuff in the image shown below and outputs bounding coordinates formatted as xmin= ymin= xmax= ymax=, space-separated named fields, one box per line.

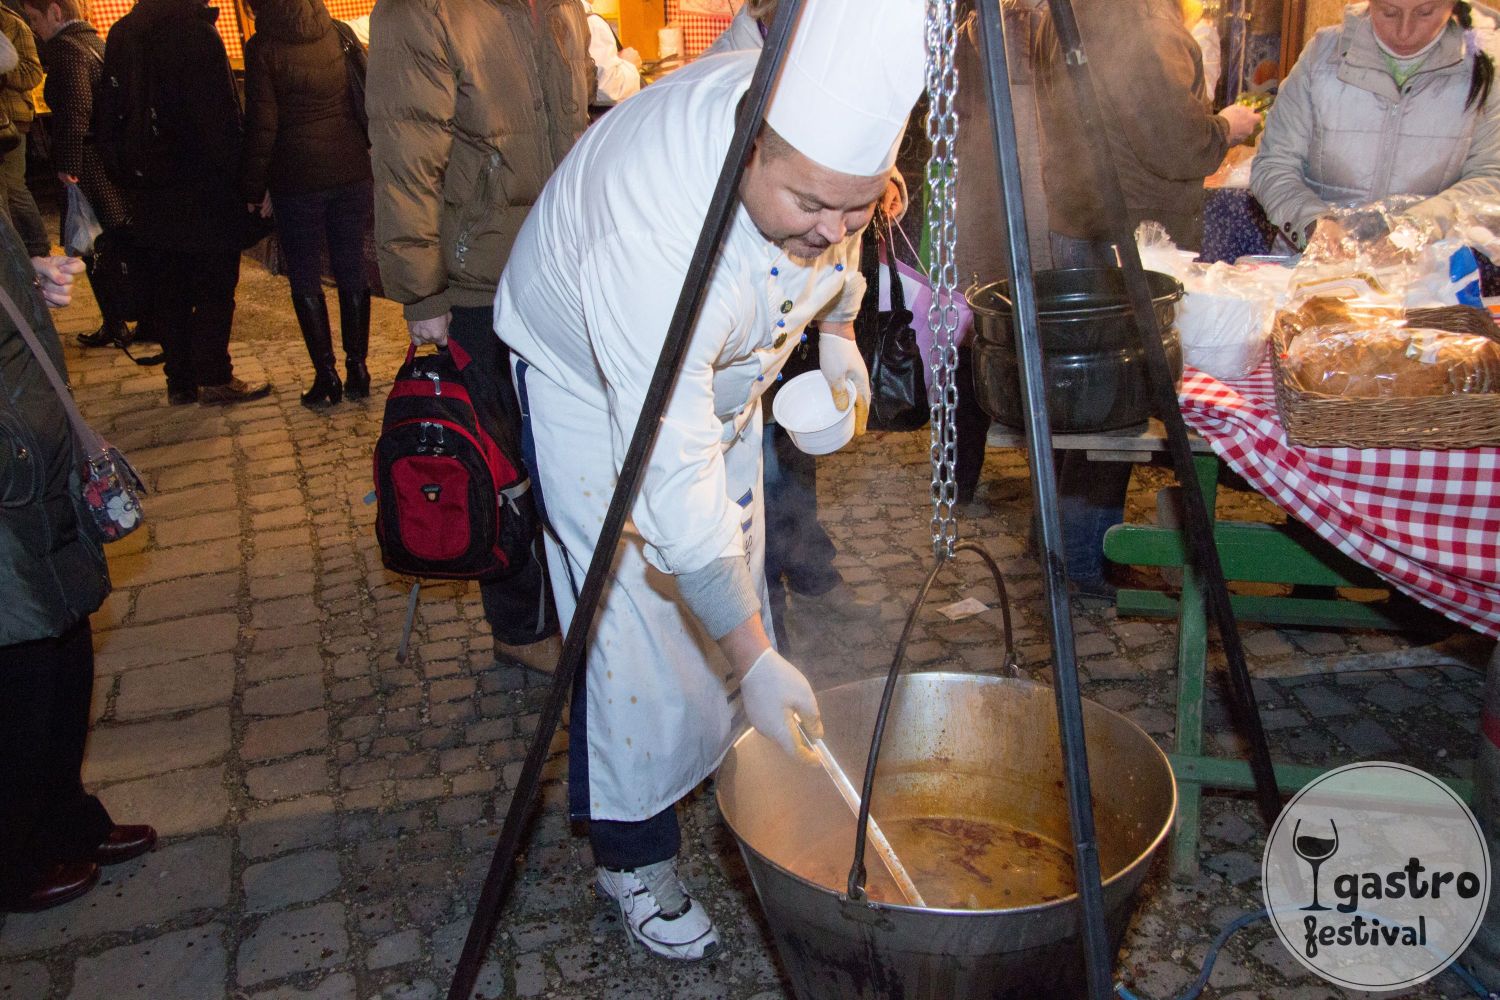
xmin=677 ymin=557 xmax=762 ymax=641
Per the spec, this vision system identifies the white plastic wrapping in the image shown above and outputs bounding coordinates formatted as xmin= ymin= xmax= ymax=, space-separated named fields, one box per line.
xmin=1136 ymin=223 xmax=1288 ymax=379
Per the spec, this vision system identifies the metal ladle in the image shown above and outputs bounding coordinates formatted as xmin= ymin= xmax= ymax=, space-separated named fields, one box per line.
xmin=795 ymin=719 xmax=926 ymax=908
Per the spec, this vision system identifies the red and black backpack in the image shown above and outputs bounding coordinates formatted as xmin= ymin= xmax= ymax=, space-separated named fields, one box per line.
xmin=373 ymin=343 xmax=537 ymax=583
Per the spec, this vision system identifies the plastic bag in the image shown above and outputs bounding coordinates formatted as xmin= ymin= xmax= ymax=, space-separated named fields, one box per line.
xmin=1285 ymin=198 xmax=1486 ymax=312
xmin=63 ymin=181 xmax=102 ymax=257
xmin=1402 ymin=240 xmax=1482 ymax=309
xmin=1445 ymin=198 xmax=1500 ymax=264
xmin=1134 ymin=222 xmax=1285 ymax=379
xmin=1299 ymin=197 xmax=1437 ymax=269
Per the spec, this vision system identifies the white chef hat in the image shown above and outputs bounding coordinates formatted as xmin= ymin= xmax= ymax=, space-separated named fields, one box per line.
xmin=763 ymin=0 xmax=926 ymax=177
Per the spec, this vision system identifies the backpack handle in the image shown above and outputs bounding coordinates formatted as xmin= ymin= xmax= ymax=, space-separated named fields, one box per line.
xmin=404 ymin=339 xmax=474 ymax=369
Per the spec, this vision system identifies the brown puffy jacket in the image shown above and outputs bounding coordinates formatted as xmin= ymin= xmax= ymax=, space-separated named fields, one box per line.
xmin=1033 ymin=0 xmax=1229 ymax=250
xmin=367 ymin=0 xmax=593 ymax=320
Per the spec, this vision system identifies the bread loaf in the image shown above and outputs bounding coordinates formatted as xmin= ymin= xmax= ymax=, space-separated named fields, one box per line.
xmin=1285 ymin=323 xmax=1500 ymax=398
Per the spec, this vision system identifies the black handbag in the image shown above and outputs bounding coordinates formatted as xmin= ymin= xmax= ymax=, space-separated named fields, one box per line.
xmin=88 ymin=227 xmax=143 ymax=322
xmin=855 ymin=215 xmax=929 ymax=432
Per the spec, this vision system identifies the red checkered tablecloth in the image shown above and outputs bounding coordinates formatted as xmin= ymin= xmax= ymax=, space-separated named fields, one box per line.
xmin=667 ymin=0 xmax=734 ymax=60
xmin=1178 ymin=362 xmax=1500 ymax=638
xmin=92 ymin=0 xmax=245 ymax=62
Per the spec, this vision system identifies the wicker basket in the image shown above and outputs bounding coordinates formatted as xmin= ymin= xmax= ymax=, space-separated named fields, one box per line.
xmin=1270 ymin=304 xmax=1500 ymax=449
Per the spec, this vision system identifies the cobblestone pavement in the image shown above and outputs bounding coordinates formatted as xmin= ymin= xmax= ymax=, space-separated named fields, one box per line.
xmin=0 ymin=255 xmax=1495 ymax=1000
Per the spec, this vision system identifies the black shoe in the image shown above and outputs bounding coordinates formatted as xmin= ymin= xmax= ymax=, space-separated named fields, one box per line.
xmin=344 ymin=359 xmax=370 ymax=400
xmin=300 ymin=369 xmax=343 ymax=408
xmin=167 ymin=385 xmax=197 ymax=405
xmin=293 ymin=292 xmax=341 ymax=407
xmin=77 ymin=323 xmax=131 ymax=349
xmin=339 ymin=288 xmax=371 ymax=399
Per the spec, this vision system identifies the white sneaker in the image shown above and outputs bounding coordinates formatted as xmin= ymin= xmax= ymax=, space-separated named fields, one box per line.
xmin=594 ymin=860 xmax=722 ymax=961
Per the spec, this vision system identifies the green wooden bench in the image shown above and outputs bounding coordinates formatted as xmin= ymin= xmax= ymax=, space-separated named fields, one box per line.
xmin=986 ymin=421 xmax=1460 ymax=880
xmin=1103 ymin=449 xmax=1447 ymax=881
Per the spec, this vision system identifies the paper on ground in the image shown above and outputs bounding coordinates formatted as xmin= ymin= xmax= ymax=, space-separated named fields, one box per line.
xmin=938 ymin=597 xmax=990 ymax=621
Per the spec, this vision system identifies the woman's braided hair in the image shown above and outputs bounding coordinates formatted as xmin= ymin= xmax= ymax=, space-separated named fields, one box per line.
xmin=1455 ymin=1 xmax=1495 ymax=110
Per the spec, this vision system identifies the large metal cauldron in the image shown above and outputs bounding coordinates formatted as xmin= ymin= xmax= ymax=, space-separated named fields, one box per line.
xmin=968 ymin=268 xmax=1184 ymax=433
xmin=717 ymin=672 xmax=1175 ymax=1000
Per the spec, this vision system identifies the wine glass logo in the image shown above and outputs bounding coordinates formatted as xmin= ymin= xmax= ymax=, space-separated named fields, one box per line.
xmin=1294 ymin=817 xmax=1340 ymax=911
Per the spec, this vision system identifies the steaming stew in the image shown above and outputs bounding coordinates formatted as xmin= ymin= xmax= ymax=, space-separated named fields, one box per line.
xmin=788 ymin=813 xmax=1076 ymax=909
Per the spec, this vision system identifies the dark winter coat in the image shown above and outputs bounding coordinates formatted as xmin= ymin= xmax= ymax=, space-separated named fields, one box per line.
xmin=367 ymin=0 xmax=593 ymax=319
xmin=0 ymin=219 xmax=110 ymax=646
xmin=0 ymin=8 xmax=41 ymax=131
xmin=240 ymin=0 xmax=371 ymax=201
xmin=1033 ymin=0 xmax=1229 ymax=249
xmin=103 ymin=0 xmax=247 ymax=252
xmin=39 ymin=22 xmax=131 ymax=231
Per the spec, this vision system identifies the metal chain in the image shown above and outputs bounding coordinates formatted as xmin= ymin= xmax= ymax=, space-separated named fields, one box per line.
xmin=925 ymin=0 xmax=960 ymax=561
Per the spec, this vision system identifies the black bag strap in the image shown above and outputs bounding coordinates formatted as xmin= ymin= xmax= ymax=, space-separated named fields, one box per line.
xmin=880 ymin=214 xmax=909 ymax=316
xmin=0 ymin=281 xmax=104 ymax=457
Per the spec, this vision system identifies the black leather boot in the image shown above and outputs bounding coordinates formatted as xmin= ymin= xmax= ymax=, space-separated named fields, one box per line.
xmin=292 ymin=292 xmax=342 ymax=407
xmin=339 ymin=288 xmax=372 ymax=400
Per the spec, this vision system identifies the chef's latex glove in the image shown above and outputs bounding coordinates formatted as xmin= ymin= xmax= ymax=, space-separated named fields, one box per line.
xmin=741 ymin=647 xmax=822 ymax=765
xmin=819 ymin=329 xmax=870 ymax=436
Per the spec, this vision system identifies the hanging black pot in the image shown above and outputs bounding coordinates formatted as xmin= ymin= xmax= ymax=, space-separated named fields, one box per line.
xmin=967 ymin=267 xmax=1184 ymax=433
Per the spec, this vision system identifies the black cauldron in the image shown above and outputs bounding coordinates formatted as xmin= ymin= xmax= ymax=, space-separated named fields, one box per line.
xmin=967 ymin=268 xmax=1184 ymax=433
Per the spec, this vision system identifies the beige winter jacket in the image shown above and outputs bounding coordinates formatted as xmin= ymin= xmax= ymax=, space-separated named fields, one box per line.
xmin=1251 ymin=3 xmax=1500 ymax=242
xmin=367 ymin=0 xmax=593 ymax=320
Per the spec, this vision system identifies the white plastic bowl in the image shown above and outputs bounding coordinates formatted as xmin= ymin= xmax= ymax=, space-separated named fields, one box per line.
xmin=771 ymin=371 xmax=855 ymax=455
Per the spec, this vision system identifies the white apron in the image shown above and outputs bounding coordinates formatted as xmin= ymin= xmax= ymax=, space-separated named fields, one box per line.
xmin=514 ymin=247 xmax=855 ymax=822
xmin=495 ymin=53 xmax=866 ymax=821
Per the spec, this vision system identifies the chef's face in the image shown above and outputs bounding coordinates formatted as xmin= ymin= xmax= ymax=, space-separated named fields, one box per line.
xmin=1370 ymin=0 xmax=1455 ymax=56
xmin=740 ymin=132 xmax=889 ymax=262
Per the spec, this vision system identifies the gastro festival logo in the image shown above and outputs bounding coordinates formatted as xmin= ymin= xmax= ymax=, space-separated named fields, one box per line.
xmin=1263 ymin=762 xmax=1490 ymax=991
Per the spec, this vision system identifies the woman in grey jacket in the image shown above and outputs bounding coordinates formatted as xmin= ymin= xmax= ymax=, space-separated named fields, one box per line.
xmin=0 ymin=218 xmax=155 ymax=912
xmin=1252 ymin=0 xmax=1500 ymax=247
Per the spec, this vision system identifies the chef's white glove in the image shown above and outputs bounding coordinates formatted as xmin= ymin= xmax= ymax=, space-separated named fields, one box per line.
xmin=819 ymin=331 xmax=871 ymax=436
xmin=741 ymin=647 xmax=822 ymax=765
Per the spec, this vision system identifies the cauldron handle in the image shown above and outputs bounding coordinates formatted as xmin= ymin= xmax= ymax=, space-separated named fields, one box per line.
xmin=845 ymin=540 xmax=1017 ymax=902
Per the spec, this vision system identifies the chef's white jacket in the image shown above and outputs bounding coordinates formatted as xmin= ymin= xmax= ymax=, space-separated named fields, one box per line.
xmin=493 ymin=52 xmax=865 ymax=820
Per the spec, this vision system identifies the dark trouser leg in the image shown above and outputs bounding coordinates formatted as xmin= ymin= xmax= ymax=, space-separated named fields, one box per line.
xmin=1054 ymin=449 xmax=1132 ymax=587
xmin=954 ymin=343 xmax=989 ymax=502
xmin=449 ymin=306 xmax=558 ymax=646
xmin=3 ymin=134 xmax=50 ymax=258
xmin=589 ymin=806 xmax=682 ymax=870
xmin=273 ymin=188 xmax=327 ymax=299
xmin=323 ymin=179 xmax=372 ymax=295
xmin=762 ymin=422 xmax=840 ymax=599
xmin=325 ymin=180 xmax=373 ymax=395
xmin=0 ymin=620 xmax=114 ymax=902
xmin=144 ymin=249 xmax=197 ymax=393
xmin=188 ymin=251 xmax=241 ymax=388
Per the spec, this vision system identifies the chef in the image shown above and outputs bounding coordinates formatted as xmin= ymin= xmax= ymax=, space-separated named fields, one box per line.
xmin=492 ymin=0 xmax=925 ymax=963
